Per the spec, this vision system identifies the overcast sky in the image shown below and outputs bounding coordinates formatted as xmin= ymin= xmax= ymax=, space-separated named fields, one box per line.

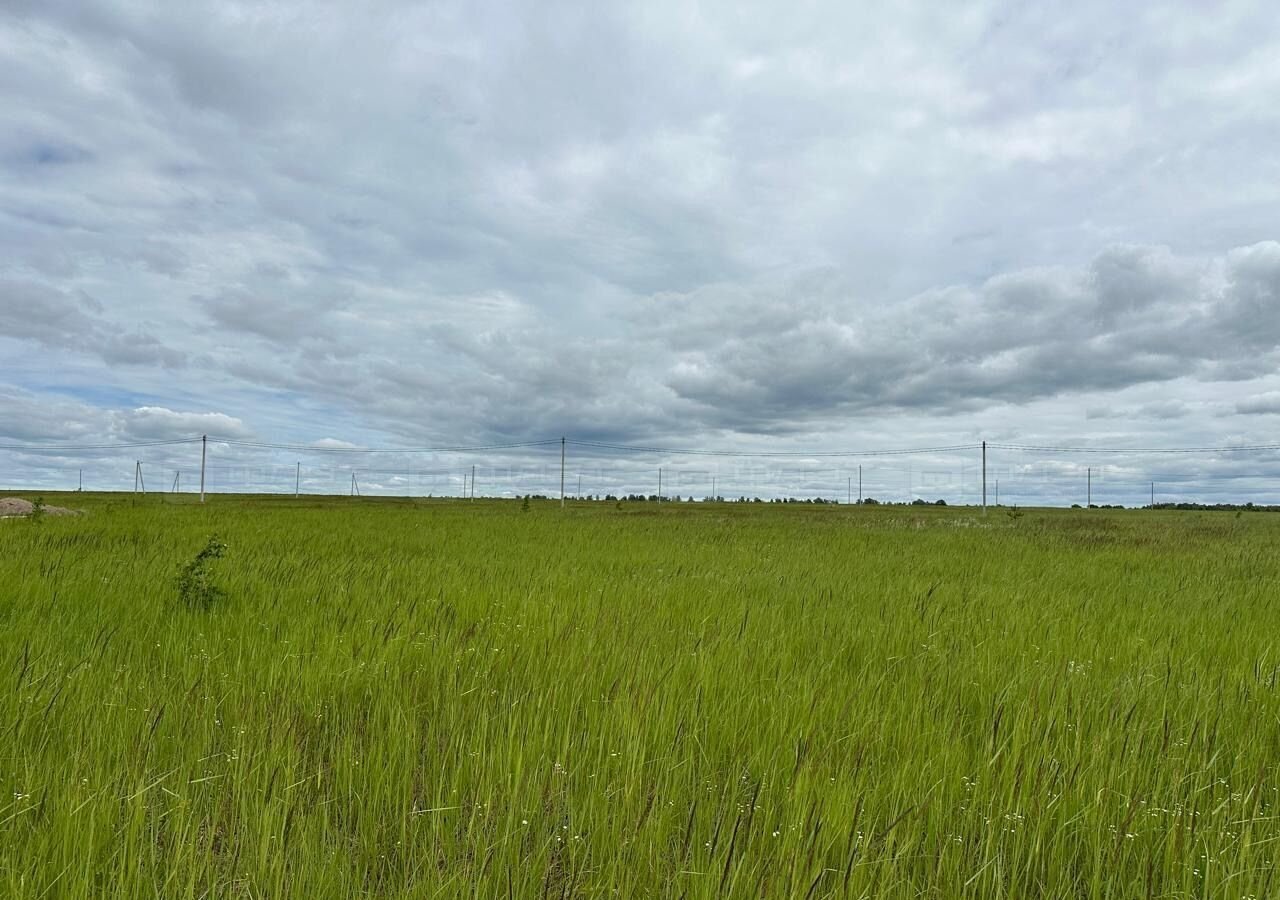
xmin=2 ymin=1 xmax=1279 ymax=503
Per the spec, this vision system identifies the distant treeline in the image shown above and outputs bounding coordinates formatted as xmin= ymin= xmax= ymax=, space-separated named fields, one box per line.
xmin=520 ymin=494 xmax=950 ymax=505
xmin=1150 ymin=502 xmax=1280 ymax=512
xmin=517 ymin=496 xmax=1280 ymax=510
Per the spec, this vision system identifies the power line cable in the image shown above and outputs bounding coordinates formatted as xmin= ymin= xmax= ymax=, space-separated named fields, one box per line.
xmin=218 ymin=438 xmax=562 ymax=454
xmin=567 ymin=440 xmax=982 ymax=458
xmin=990 ymin=442 xmax=1280 ymax=454
xmin=0 ymin=438 xmax=201 ymax=451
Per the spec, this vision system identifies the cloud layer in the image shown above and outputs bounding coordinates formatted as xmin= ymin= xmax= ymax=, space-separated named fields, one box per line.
xmin=2 ymin=1 xmax=1279 ymax=501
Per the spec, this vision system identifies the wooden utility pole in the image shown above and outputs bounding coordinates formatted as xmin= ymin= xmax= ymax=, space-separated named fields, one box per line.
xmin=199 ymin=435 xmax=207 ymax=503
xmin=1087 ymin=467 xmax=1092 ymax=508
xmin=295 ymin=462 xmax=300 ymax=497
xmin=981 ymin=441 xmax=987 ymax=515
xmin=560 ymin=437 xmax=565 ymax=508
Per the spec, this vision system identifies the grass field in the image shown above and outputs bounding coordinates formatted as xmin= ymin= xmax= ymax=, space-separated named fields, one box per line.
xmin=2 ymin=495 xmax=1278 ymax=898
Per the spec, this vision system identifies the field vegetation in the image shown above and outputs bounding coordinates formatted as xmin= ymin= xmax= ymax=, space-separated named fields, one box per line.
xmin=1 ymin=495 xmax=1278 ymax=897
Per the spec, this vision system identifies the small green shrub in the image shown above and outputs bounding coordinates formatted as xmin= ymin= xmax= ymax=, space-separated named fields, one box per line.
xmin=30 ymin=497 xmax=45 ymax=522
xmin=177 ymin=536 xmax=228 ymax=609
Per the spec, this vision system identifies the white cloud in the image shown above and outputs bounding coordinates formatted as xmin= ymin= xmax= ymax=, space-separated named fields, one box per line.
xmin=117 ymin=407 xmax=253 ymax=441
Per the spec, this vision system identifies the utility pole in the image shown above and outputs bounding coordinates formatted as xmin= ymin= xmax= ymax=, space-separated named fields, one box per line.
xmin=847 ymin=475 xmax=851 ymax=505
xmin=78 ymin=468 xmax=82 ymax=492
xmin=858 ymin=465 xmax=862 ymax=504
xmin=471 ymin=464 xmax=476 ymax=501
xmin=1151 ymin=481 xmax=1155 ymax=509
xmin=658 ymin=468 xmax=662 ymax=502
xmin=995 ymin=478 xmax=999 ymax=507
xmin=560 ymin=437 xmax=565 ymax=508
xmin=199 ymin=435 xmax=207 ymax=503
xmin=295 ymin=462 xmax=300 ymax=497
xmin=134 ymin=461 xmax=140 ymax=494
xmin=1087 ymin=467 xmax=1092 ymax=508
xmin=172 ymin=470 xmax=180 ymax=493
xmin=135 ymin=461 xmax=146 ymax=494
xmin=711 ymin=475 xmax=716 ymax=501
xmin=577 ymin=474 xmax=582 ymax=498
xmin=981 ymin=441 xmax=987 ymax=515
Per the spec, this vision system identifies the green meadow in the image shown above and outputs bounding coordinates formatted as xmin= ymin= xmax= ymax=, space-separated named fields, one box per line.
xmin=2 ymin=495 xmax=1278 ymax=898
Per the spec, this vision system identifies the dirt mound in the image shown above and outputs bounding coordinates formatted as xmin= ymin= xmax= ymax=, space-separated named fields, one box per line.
xmin=0 ymin=497 xmax=80 ymax=517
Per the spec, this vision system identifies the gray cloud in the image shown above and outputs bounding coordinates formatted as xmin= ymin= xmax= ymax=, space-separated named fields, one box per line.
xmin=198 ymin=288 xmax=348 ymax=347
xmin=1237 ymin=393 xmax=1280 ymax=416
xmin=0 ymin=278 xmax=100 ymax=344
xmin=0 ymin=278 xmax=185 ymax=368
xmin=644 ymin=243 xmax=1280 ymax=431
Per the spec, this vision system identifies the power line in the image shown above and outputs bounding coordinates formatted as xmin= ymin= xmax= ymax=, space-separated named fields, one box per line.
xmin=567 ymin=440 xmax=982 ymax=458
xmin=0 ymin=438 xmax=201 ymax=452
xmin=990 ymin=442 xmax=1280 ymax=454
xmin=218 ymin=438 xmax=562 ymax=454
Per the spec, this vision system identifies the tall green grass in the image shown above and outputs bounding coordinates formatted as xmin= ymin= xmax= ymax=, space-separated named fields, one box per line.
xmin=1 ymin=496 xmax=1278 ymax=897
